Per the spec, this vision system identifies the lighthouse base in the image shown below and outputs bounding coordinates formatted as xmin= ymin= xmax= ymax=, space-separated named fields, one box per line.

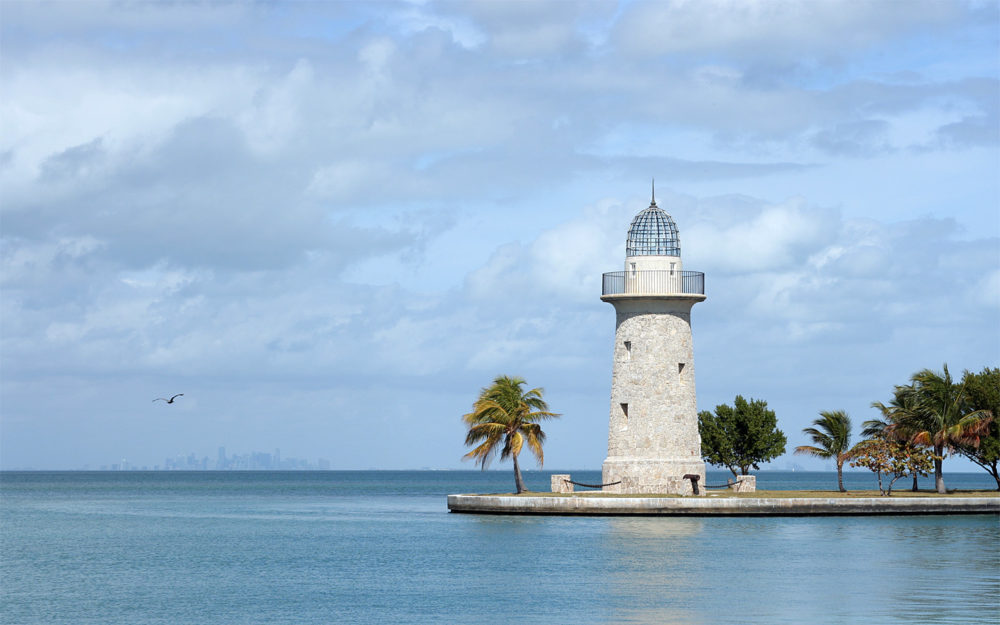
xmin=602 ymin=458 xmax=706 ymax=496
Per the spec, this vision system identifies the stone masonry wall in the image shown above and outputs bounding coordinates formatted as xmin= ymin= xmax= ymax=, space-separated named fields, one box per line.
xmin=602 ymin=297 xmax=706 ymax=495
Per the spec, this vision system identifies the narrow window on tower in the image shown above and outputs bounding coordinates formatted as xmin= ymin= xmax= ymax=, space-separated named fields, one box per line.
xmin=678 ymin=362 xmax=685 ymax=374
xmin=620 ymin=403 xmax=629 ymax=424
xmin=623 ymin=341 xmax=631 ymax=360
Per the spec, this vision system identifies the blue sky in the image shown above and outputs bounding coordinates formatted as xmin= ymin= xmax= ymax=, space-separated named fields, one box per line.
xmin=1 ymin=0 xmax=997 ymax=472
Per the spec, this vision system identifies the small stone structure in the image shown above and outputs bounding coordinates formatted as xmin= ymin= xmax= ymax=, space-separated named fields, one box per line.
xmin=729 ymin=475 xmax=756 ymax=493
xmin=551 ymin=474 xmax=573 ymax=493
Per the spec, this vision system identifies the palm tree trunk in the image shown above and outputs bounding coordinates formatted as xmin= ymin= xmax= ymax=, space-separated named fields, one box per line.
xmin=934 ymin=444 xmax=946 ymax=494
xmin=512 ymin=453 xmax=525 ymax=494
xmin=837 ymin=459 xmax=846 ymax=493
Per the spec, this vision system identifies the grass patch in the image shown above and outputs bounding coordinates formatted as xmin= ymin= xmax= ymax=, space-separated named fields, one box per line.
xmin=462 ymin=489 xmax=999 ymax=499
xmin=719 ymin=489 xmax=999 ymax=499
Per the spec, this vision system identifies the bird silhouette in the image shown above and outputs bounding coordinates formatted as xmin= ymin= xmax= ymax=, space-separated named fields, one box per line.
xmin=153 ymin=394 xmax=184 ymax=404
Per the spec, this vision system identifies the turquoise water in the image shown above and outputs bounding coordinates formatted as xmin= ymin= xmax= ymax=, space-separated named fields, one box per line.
xmin=2 ymin=471 xmax=998 ymax=624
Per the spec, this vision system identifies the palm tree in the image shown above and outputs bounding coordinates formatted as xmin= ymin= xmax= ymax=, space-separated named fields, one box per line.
xmin=886 ymin=365 xmax=992 ymax=494
xmin=462 ymin=375 xmax=560 ymax=494
xmin=795 ymin=410 xmax=853 ymax=492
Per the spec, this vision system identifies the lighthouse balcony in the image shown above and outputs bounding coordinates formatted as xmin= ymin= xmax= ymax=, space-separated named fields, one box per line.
xmin=602 ymin=270 xmax=705 ymax=297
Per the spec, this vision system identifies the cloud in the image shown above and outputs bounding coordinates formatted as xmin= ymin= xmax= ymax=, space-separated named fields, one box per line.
xmin=442 ymin=0 xmax=611 ymax=57
xmin=3 ymin=111 xmax=433 ymax=272
xmin=1 ymin=1 xmax=996 ymax=470
xmin=463 ymin=191 xmax=998 ymax=361
xmin=684 ymin=197 xmax=841 ymax=273
xmin=39 ymin=137 xmax=108 ymax=181
xmin=3 ymin=183 xmax=997 ymax=469
xmin=465 ymin=199 xmax=630 ymax=304
xmin=810 ymin=120 xmax=893 ymax=156
xmin=612 ymin=0 xmax=960 ymax=59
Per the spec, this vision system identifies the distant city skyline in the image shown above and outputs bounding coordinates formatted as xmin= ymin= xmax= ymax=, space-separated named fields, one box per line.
xmin=55 ymin=447 xmax=333 ymax=472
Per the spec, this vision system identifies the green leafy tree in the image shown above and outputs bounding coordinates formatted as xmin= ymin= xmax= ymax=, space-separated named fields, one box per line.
xmin=954 ymin=367 xmax=1000 ymax=490
xmin=698 ymin=395 xmax=786 ymax=478
xmin=849 ymin=438 xmax=936 ymax=496
xmin=794 ymin=410 xmax=853 ymax=492
xmin=866 ymin=401 xmax=920 ymax=491
xmin=462 ymin=375 xmax=560 ymax=494
xmin=883 ymin=364 xmax=992 ymax=494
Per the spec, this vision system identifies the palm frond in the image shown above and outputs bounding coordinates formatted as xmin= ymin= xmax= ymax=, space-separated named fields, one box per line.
xmin=798 ymin=410 xmax=852 ymax=457
xmin=861 ymin=417 xmax=889 ymax=439
xmin=794 ymin=445 xmax=832 ymax=459
xmin=462 ymin=432 xmax=504 ymax=469
xmin=464 ymin=422 xmax=505 ymax=446
xmin=524 ymin=410 xmax=560 ymax=423
xmin=801 ymin=427 xmax=834 ymax=449
xmin=504 ymin=430 xmax=523 ymax=460
xmin=521 ymin=423 xmax=546 ymax=466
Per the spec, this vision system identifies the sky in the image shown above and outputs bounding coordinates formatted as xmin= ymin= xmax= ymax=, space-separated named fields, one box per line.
xmin=1 ymin=0 xmax=998 ymax=472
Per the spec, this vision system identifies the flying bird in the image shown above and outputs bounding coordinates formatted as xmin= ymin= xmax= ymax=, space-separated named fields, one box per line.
xmin=153 ymin=394 xmax=184 ymax=404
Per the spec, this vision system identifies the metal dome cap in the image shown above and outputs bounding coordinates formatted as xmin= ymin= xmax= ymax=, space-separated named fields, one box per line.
xmin=626 ymin=189 xmax=680 ymax=257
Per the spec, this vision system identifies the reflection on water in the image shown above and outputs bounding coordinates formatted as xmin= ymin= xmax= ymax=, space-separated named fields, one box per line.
xmin=604 ymin=518 xmax=707 ymax=625
xmin=594 ymin=515 xmax=999 ymax=625
xmin=606 ymin=516 xmax=706 ymax=539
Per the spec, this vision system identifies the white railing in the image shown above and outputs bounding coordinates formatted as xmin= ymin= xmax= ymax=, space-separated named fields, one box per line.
xmin=602 ymin=270 xmax=705 ymax=296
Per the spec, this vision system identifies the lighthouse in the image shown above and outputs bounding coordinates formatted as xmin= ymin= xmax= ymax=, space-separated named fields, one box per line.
xmin=600 ymin=186 xmax=706 ymax=495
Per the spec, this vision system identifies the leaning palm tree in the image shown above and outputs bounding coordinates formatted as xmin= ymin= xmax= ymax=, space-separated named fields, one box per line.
xmin=795 ymin=410 xmax=853 ymax=492
xmin=887 ymin=365 xmax=992 ymax=494
xmin=462 ymin=375 xmax=560 ymax=494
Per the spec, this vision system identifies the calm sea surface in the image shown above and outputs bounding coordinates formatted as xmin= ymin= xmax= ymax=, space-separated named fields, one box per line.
xmin=2 ymin=470 xmax=997 ymax=625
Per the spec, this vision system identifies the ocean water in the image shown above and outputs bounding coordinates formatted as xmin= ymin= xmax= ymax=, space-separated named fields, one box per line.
xmin=1 ymin=470 xmax=997 ymax=625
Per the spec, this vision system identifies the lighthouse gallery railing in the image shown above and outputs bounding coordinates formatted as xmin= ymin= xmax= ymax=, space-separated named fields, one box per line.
xmin=602 ymin=270 xmax=705 ymax=296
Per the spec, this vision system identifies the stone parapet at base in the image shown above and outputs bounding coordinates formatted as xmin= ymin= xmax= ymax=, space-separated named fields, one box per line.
xmin=551 ymin=474 xmax=573 ymax=493
xmin=602 ymin=458 xmax=706 ymax=496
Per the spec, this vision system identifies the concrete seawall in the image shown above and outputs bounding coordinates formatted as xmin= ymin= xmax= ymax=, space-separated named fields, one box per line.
xmin=447 ymin=494 xmax=1000 ymax=516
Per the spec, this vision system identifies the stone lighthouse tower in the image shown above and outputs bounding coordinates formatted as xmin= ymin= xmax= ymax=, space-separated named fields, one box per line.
xmin=601 ymin=186 xmax=706 ymax=495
